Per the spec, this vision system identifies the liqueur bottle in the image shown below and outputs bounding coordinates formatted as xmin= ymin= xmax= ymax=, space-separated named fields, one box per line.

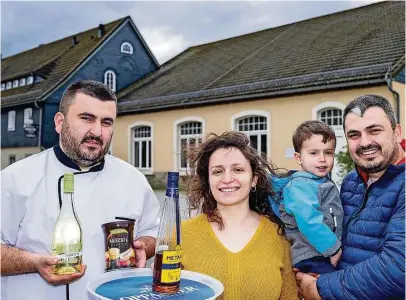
xmin=152 ymin=171 xmax=182 ymax=293
xmin=52 ymin=173 xmax=83 ymax=274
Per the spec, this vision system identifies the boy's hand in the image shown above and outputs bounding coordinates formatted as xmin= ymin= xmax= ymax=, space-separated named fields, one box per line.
xmin=330 ymin=248 xmax=342 ymax=267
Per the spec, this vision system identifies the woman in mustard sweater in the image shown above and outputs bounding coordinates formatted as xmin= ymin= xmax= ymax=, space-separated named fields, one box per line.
xmin=183 ymin=131 xmax=298 ymax=300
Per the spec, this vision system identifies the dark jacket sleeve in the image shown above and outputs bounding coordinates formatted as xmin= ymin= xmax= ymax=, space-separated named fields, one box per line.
xmin=316 ymin=183 xmax=405 ymax=299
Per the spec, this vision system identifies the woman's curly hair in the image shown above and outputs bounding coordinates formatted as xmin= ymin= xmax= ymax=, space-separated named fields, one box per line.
xmin=187 ymin=131 xmax=285 ymax=234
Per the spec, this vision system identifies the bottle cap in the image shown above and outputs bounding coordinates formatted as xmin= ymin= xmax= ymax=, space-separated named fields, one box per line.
xmin=64 ymin=173 xmax=74 ymax=193
xmin=167 ymin=171 xmax=179 ymax=188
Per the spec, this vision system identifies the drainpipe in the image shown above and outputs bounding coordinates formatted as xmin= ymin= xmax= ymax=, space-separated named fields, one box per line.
xmin=385 ymin=67 xmax=400 ymax=123
xmin=34 ymin=99 xmax=43 ymax=150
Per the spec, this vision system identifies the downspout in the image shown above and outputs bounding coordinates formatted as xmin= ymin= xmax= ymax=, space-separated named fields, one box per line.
xmin=34 ymin=99 xmax=43 ymax=150
xmin=385 ymin=67 xmax=400 ymax=123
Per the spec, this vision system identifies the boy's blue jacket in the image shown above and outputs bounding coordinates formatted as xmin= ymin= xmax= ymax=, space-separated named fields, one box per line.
xmin=268 ymin=171 xmax=344 ymax=265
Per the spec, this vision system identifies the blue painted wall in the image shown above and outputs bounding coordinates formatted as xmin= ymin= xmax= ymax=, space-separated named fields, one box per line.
xmin=41 ymin=20 xmax=158 ymax=148
xmin=395 ymin=67 xmax=405 ymax=83
xmin=1 ymin=105 xmax=39 ymax=148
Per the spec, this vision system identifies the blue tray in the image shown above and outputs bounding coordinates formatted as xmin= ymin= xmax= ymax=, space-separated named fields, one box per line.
xmin=87 ymin=269 xmax=224 ymax=300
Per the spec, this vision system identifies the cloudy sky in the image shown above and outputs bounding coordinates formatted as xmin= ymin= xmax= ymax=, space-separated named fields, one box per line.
xmin=2 ymin=1 xmax=380 ymax=64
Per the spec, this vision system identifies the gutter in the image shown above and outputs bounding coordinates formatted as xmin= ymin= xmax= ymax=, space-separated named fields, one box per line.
xmin=34 ymin=99 xmax=43 ymax=149
xmin=385 ymin=67 xmax=400 ymax=123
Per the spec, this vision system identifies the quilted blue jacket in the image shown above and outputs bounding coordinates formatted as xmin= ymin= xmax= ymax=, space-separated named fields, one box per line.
xmin=317 ymin=162 xmax=405 ymax=299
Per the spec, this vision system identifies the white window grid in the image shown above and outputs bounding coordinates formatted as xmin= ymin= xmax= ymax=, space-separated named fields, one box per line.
xmin=132 ymin=126 xmax=152 ymax=170
xmin=20 ymin=78 xmax=26 ymax=86
xmin=104 ymin=71 xmax=116 ymax=92
xmin=319 ymin=109 xmax=342 ymax=126
xmin=121 ymin=42 xmax=133 ymax=54
xmin=13 ymin=80 xmax=19 ymax=88
xmin=24 ymin=108 xmax=33 ymax=126
xmin=8 ymin=111 xmax=16 ymax=131
xmin=27 ymin=76 xmax=34 ymax=84
xmin=6 ymin=82 xmax=11 ymax=89
xmin=179 ymin=122 xmax=203 ymax=170
xmin=237 ymin=116 xmax=268 ymax=155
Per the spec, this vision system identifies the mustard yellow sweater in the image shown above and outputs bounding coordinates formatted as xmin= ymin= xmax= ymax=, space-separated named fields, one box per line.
xmin=182 ymin=214 xmax=298 ymax=300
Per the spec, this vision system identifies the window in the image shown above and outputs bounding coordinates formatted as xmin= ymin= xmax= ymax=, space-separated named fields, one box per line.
xmin=236 ymin=116 xmax=268 ymax=155
xmin=104 ymin=70 xmax=116 ymax=92
xmin=13 ymin=80 xmax=19 ymax=88
xmin=178 ymin=122 xmax=203 ymax=170
xmin=319 ymin=108 xmax=342 ymax=126
xmin=24 ymin=108 xmax=33 ymax=126
xmin=121 ymin=42 xmax=133 ymax=54
xmin=7 ymin=111 xmax=16 ymax=131
xmin=131 ymin=126 xmax=152 ymax=170
xmin=20 ymin=78 xmax=26 ymax=86
xmin=9 ymin=155 xmax=16 ymax=165
xmin=1 ymin=83 xmax=5 ymax=91
xmin=6 ymin=82 xmax=12 ymax=89
xmin=27 ymin=76 xmax=34 ymax=84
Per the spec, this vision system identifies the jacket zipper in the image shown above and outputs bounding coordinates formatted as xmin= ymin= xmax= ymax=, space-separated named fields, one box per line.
xmin=329 ymin=207 xmax=337 ymax=233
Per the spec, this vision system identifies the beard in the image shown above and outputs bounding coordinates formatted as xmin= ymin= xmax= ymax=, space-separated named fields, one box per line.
xmin=352 ymin=138 xmax=399 ymax=174
xmin=60 ymin=122 xmax=112 ymax=167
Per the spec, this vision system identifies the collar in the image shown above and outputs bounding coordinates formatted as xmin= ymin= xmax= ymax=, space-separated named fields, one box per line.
xmin=53 ymin=144 xmax=105 ymax=172
xmin=357 ymin=139 xmax=405 ymax=184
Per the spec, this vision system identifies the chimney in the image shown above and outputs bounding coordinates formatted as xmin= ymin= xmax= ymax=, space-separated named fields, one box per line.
xmin=72 ymin=35 xmax=78 ymax=46
xmin=98 ymin=24 xmax=106 ymax=38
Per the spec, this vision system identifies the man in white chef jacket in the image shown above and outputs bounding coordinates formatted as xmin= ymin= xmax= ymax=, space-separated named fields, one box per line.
xmin=1 ymin=80 xmax=161 ymax=300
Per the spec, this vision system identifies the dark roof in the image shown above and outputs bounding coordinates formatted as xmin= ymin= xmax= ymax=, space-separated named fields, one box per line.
xmin=1 ymin=17 xmax=128 ymax=108
xmin=118 ymin=1 xmax=405 ymax=114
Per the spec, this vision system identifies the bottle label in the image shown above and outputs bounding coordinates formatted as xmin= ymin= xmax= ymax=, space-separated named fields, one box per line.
xmin=160 ymin=247 xmax=182 ymax=283
xmin=54 ymin=242 xmax=82 ymax=264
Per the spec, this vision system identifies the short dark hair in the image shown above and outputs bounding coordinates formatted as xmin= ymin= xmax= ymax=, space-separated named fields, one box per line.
xmin=343 ymin=95 xmax=397 ymax=130
xmin=187 ymin=131 xmax=284 ymax=233
xmin=292 ymin=120 xmax=336 ymax=152
xmin=59 ymin=80 xmax=117 ymax=115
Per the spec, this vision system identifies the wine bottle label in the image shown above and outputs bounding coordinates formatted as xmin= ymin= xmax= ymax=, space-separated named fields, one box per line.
xmin=160 ymin=248 xmax=182 ymax=283
xmin=165 ymin=188 xmax=179 ymax=198
xmin=54 ymin=243 xmax=82 ymax=264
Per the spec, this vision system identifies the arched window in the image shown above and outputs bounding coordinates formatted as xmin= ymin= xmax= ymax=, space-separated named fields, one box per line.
xmin=177 ymin=121 xmax=203 ymax=170
xmin=104 ymin=70 xmax=116 ymax=92
xmin=131 ymin=125 xmax=152 ymax=170
xmin=319 ymin=108 xmax=342 ymax=126
xmin=235 ymin=115 xmax=268 ymax=156
xmin=121 ymin=42 xmax=133 ymax=54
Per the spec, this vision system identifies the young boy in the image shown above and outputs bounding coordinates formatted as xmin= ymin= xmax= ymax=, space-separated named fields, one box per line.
xmin=269 ymin=120 xmax=344 ymax=274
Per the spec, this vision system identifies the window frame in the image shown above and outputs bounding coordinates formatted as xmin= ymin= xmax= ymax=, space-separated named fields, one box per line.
xmin=27 ymin=76 xmax=34 ymax=85
xmin=7 ymin=110 xmax=16 ymax=131
xmin=231 ymin=110 xmax=271 ymax=158
xmin=120 ymin=42 xmax=134 ymax=54
xmin=173 ymin=117 xmax=205 ymax=175
xmin=104 ymin=70 xmax=116 ymax=92
xmin=24 ymin=107 xmax=33 ymax=126
xmin=20 ymin=78 xmax=26 ymax=86
xmin=128 ymin=122 xmax=154 ymax=174
xmin=1 ymin=83 xmax=5 ymax=91
xmin=9 ymin=154 xmax=16 ymax=165
xmin=6 ymin=82 xmax=12 ymax=89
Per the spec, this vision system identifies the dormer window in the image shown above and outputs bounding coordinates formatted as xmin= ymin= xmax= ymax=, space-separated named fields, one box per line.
xmin=27 ymin=76 xmax=34 ymax=84
xmin=1 ymin=83 xmax=5 ymax=91
xmin=121 ymin=42 xmax=133 ymax=54
xmin=20 ymin=78 xmax=26 ymax=86
xmin=13 ymin=80 xmax=19 ymax=88
xmin=6 ymin=82 xmax=11 ymax=89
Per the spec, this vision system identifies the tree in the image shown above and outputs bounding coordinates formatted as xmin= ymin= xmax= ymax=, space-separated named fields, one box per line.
xmin=336 ymin=146 xmax=354 ymax=183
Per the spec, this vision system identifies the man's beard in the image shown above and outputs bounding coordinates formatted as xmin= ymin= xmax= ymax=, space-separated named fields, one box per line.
xmin=60 ymin=122 xmax=111 ymax=167
xmin=352 ymin=139 xmax=399 ymax=174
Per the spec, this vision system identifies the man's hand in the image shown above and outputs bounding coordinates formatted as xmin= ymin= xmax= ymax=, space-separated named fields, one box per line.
xmin=133 ymin=240 xmax=147 ymax=268
xmin=35 ymin=255 xmax=86 ymax=286
xmin=330 ymin=248 xmax=342 ymax=267
xmin=296 ymin=272 xmax=322 ymax=300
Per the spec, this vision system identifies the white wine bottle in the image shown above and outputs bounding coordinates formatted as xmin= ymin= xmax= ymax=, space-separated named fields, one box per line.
xmin=52 ymin=173 xmax=83 ymax=274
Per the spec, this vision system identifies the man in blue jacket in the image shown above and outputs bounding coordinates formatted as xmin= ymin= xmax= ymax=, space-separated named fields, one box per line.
xmin=297 ymin=94 xmax=405 ymax=299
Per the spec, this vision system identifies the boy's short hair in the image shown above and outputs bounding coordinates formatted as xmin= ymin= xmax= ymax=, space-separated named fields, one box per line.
xmin=293 ymin=120 xmax=336 ymax=152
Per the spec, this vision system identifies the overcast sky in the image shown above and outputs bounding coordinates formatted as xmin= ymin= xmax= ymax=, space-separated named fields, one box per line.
xmin=2 ymin=1 xmax=380 ymax=64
